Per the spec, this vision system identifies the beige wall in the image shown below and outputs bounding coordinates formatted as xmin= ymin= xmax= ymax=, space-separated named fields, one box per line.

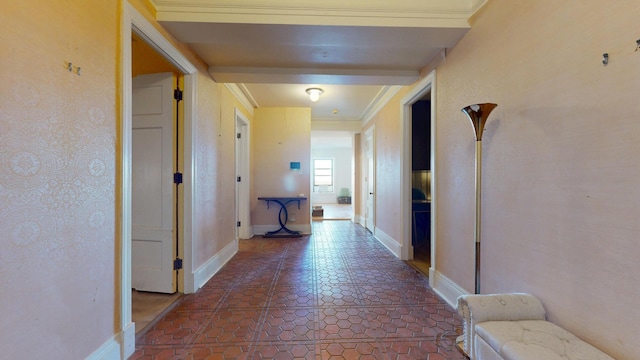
xmin=193 ymin=73 xmax=248 ymax=266
xmin=362 ymin=87 xmax=410 ymax=242
xmin=128 ymin=0 xmax=253 ymax=282
xmin=252 ymin=108 xmax=311 ymax=228
xmin=0 ymin=0 xmax=252 ymax=357
xmin=132 ymin=33 xmax=179 ymax=77
xmin=1 ymin=1 xmax=118 ymax=358
xmin=362 ymin=2 xmax=639 ymax=357
xmin=431 ymin=1 xmax=640 ymax=358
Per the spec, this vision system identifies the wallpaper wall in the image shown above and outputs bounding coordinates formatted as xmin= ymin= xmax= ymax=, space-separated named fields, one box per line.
xmin=432 ymin=1 xmax=640 ymax=358
xmin=251 ymin=108 xmax=311 ymax=228
xmin=1 ymin=0 xmax=117 ymax=358
xmin=193 ymin=73 xmax=241 ymax=268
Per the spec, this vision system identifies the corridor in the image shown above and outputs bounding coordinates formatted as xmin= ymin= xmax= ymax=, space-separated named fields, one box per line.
xmin=132 ymin=221 xmax=465 ymax=359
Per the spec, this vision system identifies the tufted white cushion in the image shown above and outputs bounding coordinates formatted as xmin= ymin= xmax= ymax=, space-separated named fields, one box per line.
xmin=475 ymin=320 xmax=614 ymax=360
xmin=457 ymin=293 xmax=546 ymax=359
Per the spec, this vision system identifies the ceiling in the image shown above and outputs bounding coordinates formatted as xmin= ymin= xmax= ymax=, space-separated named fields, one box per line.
xmin=150 ymin=0 xmax=485 ymax=123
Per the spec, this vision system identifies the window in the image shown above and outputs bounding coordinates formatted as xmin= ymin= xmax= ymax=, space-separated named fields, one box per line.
xmin=313 ymin=159 xmax=333 ymax=192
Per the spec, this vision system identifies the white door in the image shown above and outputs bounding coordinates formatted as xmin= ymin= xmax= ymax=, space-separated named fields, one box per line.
xmin=235 ymin=110 xmax=251 ymax=240
xmin=131 ymin=72 xmax=176 ymax=293
xmin=364 ymin=127 xmax=375 ymax=233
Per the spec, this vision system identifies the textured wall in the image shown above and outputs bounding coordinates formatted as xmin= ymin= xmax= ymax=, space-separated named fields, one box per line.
xmin=129 ymin=0 xmax=253 ymax=288
xmin=362 ymin=87 xmax=409 ymax=243
xmin=0 ymin=1 xmax=117 ymax=358
xmin=193 ymin=75 xmax=241 ymax=267
xmin=252 ymin=108 xmax=311 ymax=227
xmin=434 ymin=1 xmax=640 ymax=358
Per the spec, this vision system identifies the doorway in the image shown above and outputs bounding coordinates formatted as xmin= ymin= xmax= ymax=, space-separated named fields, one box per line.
xmin=310 ymin=131 xmax=355 ymax=221
xmin=235 ymin=109 xmax=251 ymax=239
xmin=407 ymin=98 xmax=432 ymax=276
xmin=121 ymin=4 xmax=198 ymax=353
xmin=400 ymin=71 xmax=436 ymax=284
xmin=364 ymin=126 xmax=375 ymax=232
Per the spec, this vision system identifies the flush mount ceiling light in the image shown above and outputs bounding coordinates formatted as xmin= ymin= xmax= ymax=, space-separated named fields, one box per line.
xmin=305 ymin=88 xmax=324 ymax=102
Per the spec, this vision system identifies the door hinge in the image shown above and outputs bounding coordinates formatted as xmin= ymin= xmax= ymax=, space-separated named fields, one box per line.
xmin=174 ymin=88 xmax=183 ymax=102
xmin=174 ymin=172 xmax=183 ymax=184
xmin=237 ymin=221 xmax=241 ymax=227
xmin=237 ymin=133 xmax=241 ymax=139
xmin=237 ymin=176 xmax=241 ymax=182
xmin=173 ymin=258 xmax=183 ymax=270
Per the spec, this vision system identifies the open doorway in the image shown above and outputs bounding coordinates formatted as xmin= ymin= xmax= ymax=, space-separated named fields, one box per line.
xmin=399 ymin=71 xmax=435 ymax=286
xmin=130 ymin=34 xmax=183 ymax=336
xmin=408 ymin=98 xmax=432 ymax=276
xmin=310 ymin=131 xmax=355 ymax=221
xmin=120 ymin=5 xmax=198 ymax=352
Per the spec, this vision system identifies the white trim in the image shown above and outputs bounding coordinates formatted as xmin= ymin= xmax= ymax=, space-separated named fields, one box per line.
xmin=235 ymin=108 xmax=252 ymax=240
xmin=361 ymin=86 xmax=402 ymax=125
xmin=400 ymin=71 xmax=436 ymax=262
xmin=253 ymin=224 xmax=312 ymax=236
xmin=86 ymin=333 xmax=121 ymax=360
xmin=119 ymin=5 xmax=134 ymax=359
xmin=129 ymin=6 xmax=196 ymax=74
xmin=153 ymin=1 xmax=477 ymax=28
xmin=430 ymin=269 xmax=468 ymax=309
xmin=372 ymin=227 xmax=402 ymax=258
xmin=182 ymin=74 xmax=198 ymax=294
xmin=119 ymin=4 xmax=199 ymax=358
xmin=193 ymin=238 xmax=239 ymax=289
xmin=225 ymin=83 xmax=256 ymax=115
xmin=127 ymin=4 xmax=199 ymax=295
xmin=363 ymin=126 xmax=376 ymax=233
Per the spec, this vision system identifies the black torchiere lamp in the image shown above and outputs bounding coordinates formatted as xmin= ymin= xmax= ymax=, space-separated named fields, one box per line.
xmin=461 ymin=103 xmax=498 ymax=295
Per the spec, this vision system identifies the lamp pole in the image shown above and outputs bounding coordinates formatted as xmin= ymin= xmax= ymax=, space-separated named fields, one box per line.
xmin=461 ymin=103 xmax=497 ymax=295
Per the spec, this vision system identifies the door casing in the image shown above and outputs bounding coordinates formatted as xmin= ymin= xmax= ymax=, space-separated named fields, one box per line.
xmin=120 ymin=4 xmax=198 ymax=356
xmin=400 ymin=71 xmax=436 ymax=282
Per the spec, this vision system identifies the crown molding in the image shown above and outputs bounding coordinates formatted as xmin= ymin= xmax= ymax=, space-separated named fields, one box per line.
xmin=361 ymin=86 xmax=402 ymax=125
xmin=150 ymin=0 xmax=481 ymax=28
xmin=224 ymin=84 xmax=256 ymax=115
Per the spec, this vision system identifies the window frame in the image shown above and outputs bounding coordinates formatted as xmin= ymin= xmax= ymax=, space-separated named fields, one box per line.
xmin=313 ymin=158 xmax=334 ymax=193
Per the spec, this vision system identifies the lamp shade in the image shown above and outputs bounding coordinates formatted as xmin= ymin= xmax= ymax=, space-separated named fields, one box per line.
xmin=461 ymin=103 xmax=498 ymax=141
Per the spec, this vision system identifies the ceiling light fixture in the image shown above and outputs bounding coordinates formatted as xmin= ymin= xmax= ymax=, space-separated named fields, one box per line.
xmin=305 ymin=88 xmax=324 ymax=102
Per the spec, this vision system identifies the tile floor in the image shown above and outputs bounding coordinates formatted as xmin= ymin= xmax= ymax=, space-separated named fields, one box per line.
xmin=132 ymin=221 xmax=466 ymax=359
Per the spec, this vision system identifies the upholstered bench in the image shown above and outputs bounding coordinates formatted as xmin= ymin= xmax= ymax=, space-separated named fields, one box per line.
xmin=456 ymin=293 xmax=614 ymax=360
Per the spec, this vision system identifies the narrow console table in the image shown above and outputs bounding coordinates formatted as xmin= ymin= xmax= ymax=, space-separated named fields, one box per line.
xmin=258 ymin=196 xmax=307 ymax=237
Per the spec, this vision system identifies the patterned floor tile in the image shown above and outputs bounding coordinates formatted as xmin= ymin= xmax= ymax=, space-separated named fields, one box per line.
xmin=132 ymin=221 xmax=465 ymax=359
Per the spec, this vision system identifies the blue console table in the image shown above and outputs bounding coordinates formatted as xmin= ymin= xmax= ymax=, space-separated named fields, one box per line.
xmin=258 ymin=196 xmax=307 ymax=237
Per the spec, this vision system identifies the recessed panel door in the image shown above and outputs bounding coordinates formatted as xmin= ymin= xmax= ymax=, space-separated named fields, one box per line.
xmin=131 ymin=72 xmax=176 ymax=293
xmin=365 ymin=127 xmax=375 ymax=233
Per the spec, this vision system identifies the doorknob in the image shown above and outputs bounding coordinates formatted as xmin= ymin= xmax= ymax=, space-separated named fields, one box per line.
xmin=369 ymin=192 xmax=374 ymax=195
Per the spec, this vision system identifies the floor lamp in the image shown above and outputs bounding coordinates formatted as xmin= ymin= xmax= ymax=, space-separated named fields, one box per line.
xmin=461 ymin=103 xmax=497 ymax=295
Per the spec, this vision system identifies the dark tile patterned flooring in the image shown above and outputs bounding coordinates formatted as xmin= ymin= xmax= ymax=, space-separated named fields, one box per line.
xmin=132 ymin=221 xmax=465 ymax=359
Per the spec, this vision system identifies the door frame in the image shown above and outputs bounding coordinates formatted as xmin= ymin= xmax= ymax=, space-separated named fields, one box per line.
xmin=400 ymin=70 xmax=436 ymax=281
xmin=363 ymin=126 xmax=376 ymax=233
xmin=235 ymin=108 xmax=251 ymax=239
xmin=120 ymin=4 xmax=197 ymax=356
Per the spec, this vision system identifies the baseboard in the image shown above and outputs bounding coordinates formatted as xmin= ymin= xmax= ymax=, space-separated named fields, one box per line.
xmin=253 ymin=224 xmax=312 ymax=236
xmin=122 ymin=322 xmax=135 ymax=359
xmin=193 ymin=238 xmax=238 ymax=290
xmin=430 ymin=269 xmax=468 ymax=308
xmin=372 ymin=227 xmax=402 ymax=258
xmin=86 ymin=332 xmax=122 ymax=360
xmin=86 ymin=311 xmax=136 ymax=360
